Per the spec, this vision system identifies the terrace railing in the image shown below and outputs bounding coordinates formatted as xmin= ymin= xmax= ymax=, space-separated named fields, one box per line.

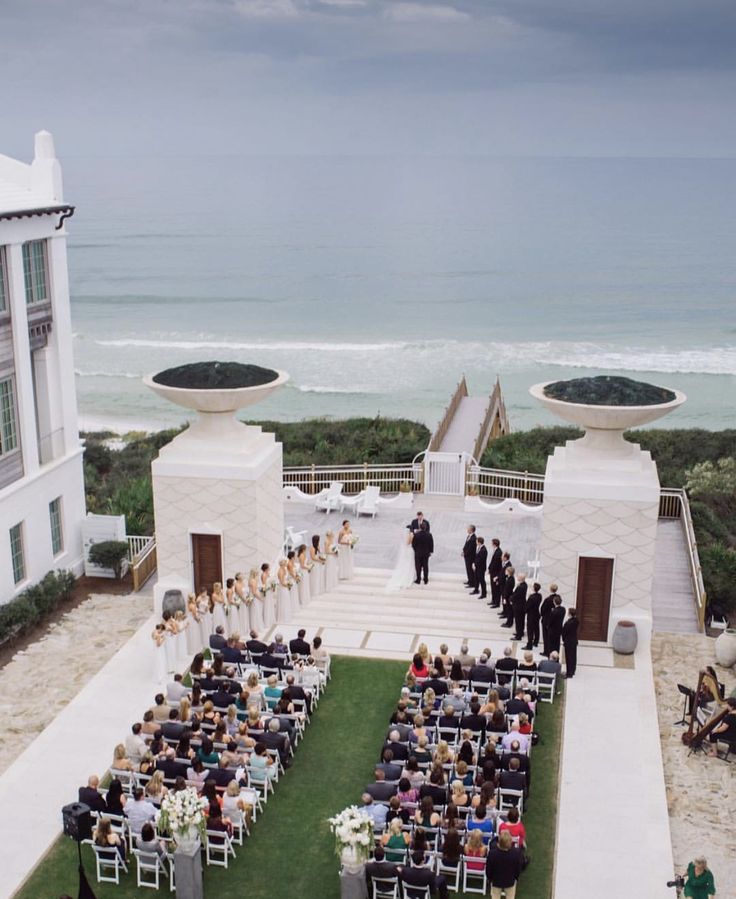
xmin=283 ymin=463 xmax=421 ymax=496
xmin=127 ymin=535 xmax=157 ymax=592
xmin=466 ymin=465 xmax=545 ymax=505
xmin=427 ymin=376 xmax=468 ymax=452
xmin=659 ymin=488 xmax=707 ymax=629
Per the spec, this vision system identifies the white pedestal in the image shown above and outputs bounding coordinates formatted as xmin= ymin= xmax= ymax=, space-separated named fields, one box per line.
xmin=540 ymin=433 xmax=660 ymax=644
xmin=152 ymin=417 xmax=284 ymax=591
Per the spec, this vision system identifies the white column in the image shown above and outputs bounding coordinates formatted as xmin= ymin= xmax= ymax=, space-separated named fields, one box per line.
xmin=47 ymin=234 xmax=80 ymax=455
xmin=6 ymin=243 xmax=39 ymax=476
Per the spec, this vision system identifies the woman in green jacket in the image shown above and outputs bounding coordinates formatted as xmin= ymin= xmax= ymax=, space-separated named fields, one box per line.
xmin=684 ymin=856 xmax=716 ymax=899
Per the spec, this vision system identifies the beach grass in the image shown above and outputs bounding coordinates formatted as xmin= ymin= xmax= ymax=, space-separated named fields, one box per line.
xmin=15 ymin=656 xmax=563 ymax=899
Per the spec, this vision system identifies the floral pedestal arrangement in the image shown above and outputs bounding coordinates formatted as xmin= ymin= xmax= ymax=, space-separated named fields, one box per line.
xmin=157 ymin=787 xmax=209 ymax=851
xmin=329 ymin=806 xmax=372 ymax=874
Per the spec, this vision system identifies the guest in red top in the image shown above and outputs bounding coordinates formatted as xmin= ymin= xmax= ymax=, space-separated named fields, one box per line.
xmin=408 ymin=653 xmax=430 ymax=679
xmin=498 ymin=806 xmax=526 ymax=847
xmin=518 ymin=713 xmax=532 ymax=735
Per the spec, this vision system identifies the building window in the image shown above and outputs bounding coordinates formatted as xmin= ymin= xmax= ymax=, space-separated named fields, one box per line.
xmin=0 ymin=246 xmax=7 ymax=313
xmin=49 ymin=497 xmax=64 ymax=555
xmin=22 ymin=240 xmax=49 ymax=305
xmin=10 ymin=522 xmax=25 ymax=584
xmin=0 ymin=377 xmax=18 ymax=456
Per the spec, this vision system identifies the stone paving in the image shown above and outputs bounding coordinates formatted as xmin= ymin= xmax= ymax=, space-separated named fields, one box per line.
xmin=0 ymin=592 xmax=152 ymax=776
xmin=651 ymin=633 xmax=735 ymax=893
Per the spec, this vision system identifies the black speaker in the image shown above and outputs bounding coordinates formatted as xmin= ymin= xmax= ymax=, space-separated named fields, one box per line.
xmin=62 ymin=802 xmax=92 ymax=842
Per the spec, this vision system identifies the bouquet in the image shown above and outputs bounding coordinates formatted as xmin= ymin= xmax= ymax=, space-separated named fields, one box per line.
xmin=328 ymin=546 xmax=339 ymax=555
xmin=305 ymin=561 xmax=315 ymax=572
xmin=328 ymin=806 xmax=373 ymax=864
xmin=246 ymin=593 xmax=255 ymax=606
xmin=266 ymin=580 xmax=277 ymax=594
xmin=286 ymin=579 xmax=295 ymax=590
xmin=318 ymin=552 xmax=327 ymax=563
xmin=157 ymin=787 xmax=209 ymax=844
xmin=294 ymin=573 xmax=302 ymax=584
xmin=349 ymin=535 xmax=360 ymax=549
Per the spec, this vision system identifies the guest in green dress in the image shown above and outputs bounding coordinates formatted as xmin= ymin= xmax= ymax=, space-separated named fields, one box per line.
xmin=684 ymin=857 xmax=716 ymax=899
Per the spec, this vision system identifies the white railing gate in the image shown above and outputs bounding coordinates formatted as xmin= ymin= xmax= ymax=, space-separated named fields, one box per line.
xmin=424 ymin=451 xmax=466 ymax=496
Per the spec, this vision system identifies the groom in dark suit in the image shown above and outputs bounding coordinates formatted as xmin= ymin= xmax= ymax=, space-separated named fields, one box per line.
xmin=488 ymin=538 xmax=503 ymax=607
xmin=408 ymin=511 xmax=430 ymax=533
xmin=472 ymin=536 xmax=488 ymax=597
xmin=412 ymin=522 xmax=434 ymax=584
xmin=462 ymin=525 xmax=477 ymax=588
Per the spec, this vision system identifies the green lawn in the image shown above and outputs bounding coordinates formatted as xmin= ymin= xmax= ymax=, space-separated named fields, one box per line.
xmin=16 ymin=657 xmax=563 ymax=899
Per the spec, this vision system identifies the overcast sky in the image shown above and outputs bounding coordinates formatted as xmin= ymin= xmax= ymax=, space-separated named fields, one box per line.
xmin=1 ymin=0 xmax=735 ymax=158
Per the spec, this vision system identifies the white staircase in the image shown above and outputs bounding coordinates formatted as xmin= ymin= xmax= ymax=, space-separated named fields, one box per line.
xmin=263 ymin=567 xmax=518 ymax=661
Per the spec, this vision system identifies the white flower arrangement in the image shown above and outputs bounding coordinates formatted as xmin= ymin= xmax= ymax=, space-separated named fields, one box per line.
xmin=156 ymin=787 xmax=209 ymax=844
xmin=294 ymin=573 xmax=302 ymax=584
xmin=328 ymin=546 xmax=339 ymax=555
xmin=286 ymin=579 xmax=295 ymax=590
xmin=349 ymin=535 xmax=360 ymax=549
xmin=266 ymin=579 xmax=277 ymax=594
xmin=328 ymin=806 xmax=373 ymax=863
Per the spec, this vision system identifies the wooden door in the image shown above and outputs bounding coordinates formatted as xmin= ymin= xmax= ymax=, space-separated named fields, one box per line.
xmin=575 ymin=556 xmax=614 ymax=642
xmin=191 ymin=533 xmax=222 ymax=593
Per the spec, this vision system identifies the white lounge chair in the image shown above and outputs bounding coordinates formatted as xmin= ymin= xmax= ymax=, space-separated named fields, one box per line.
xmin=355 ymin=485 xmax=380 ymax=518
xmin=284 ymin=526 xmax=308 ymax=551
xmin=315 ymin=481 xmax=344 ymax=513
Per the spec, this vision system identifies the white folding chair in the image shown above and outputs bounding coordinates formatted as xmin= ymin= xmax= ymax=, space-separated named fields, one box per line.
xmin=372 ymin=876 xmax=400 ymax=898
xmin=497 ymin=787 xmax=524 ymax=813
xmin=536 ymin=671 xmax=556 ymax=703
xmin=461 ymin=856 xmax=487 ymax=894
xmin=229 ymin=808 xmax=250 ymax=845
xmin=132 ymin=849 xmax=168 ymax=889
xmin=205 ymin=829 xmax=236 ymax=867
xmin=436 ymin=858 xmax=461 ymax=892
xmin=402 ymin=884 xmax=431 ymax=899
xmin=91 ymin=844 xmax=129 ymax=884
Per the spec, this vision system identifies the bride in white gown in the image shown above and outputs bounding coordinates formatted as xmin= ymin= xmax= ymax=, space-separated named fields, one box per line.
xmin=385 ymin=530 xmax=416 ymax=592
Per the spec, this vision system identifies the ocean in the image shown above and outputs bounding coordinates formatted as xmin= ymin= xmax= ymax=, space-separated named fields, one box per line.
xmin=64 ymin=155 xmax=736 ymax=434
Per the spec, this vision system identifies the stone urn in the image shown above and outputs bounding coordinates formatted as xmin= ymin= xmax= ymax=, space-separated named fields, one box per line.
xmin=715 ymin=628 xmax=736 ymax=668
xmin=612 ymin=619 xmax=638 ymax=654
xmin=174 ymin=826 xmax=201 ymax=853
xmin=339 ymin=845 xmax=365 ymax=876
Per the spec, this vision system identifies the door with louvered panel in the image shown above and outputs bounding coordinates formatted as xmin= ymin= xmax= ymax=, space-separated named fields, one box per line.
xmin=575 ymin=556 xmax=614 ymax=641
xmin=191 ymin=533 xmax=222 ymax=594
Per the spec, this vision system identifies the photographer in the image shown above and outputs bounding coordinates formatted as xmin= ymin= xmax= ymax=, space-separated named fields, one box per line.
xmin=682 ymin=856 xmax=716 ymax=899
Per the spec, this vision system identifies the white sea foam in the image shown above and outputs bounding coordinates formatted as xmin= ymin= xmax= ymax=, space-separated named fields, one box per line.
xmin=75 ymin=369 xmax=141 ymax=379
xmin=94 ymin=338 xmax=411 ymax=352
xmin=294 ymin=384 xmax=385 ymax=395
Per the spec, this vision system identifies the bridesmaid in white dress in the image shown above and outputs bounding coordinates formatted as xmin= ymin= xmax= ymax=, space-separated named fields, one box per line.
xmin=174 ymin=611 xmax=190 ymax=670
xmin=152 ymin=624 xmax=167 ymax=685
xmin=276 ymin=559 xmax=291 ymax=622
xmin=234 ymin=572 xmax=250 ymax=636
xmin=225 ymin=578 xmax=238 ymax=638
xmin=260 ymin=563 xmax=276 ymax=629
xmin=186 ymin=593 xmax=202 ymax=656
xmin=287 ymin=551 xmax=301 ymax=611
xmin=196 ymin=588 xmax=212 ymax=649
xmin=248 ymin=568 xmax=265 ymax=632
xmin=162 ymin=611 xmax=178 ymax=676
xmin=338 ymin=520 xmax=355 ymax=580
xmin=324 ymin=531 xmax=339 ymax=591
xmin=211 ymin=582 xmax=227 ymax=633
xmin=296 ymin=544 xmax=312 ymax=607
xmin=309 ymin=535 xmax=326 ymax=596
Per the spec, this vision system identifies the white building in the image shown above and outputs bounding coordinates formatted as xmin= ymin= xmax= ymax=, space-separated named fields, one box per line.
xmin=0 ymin=132 xmax=85 ymax=603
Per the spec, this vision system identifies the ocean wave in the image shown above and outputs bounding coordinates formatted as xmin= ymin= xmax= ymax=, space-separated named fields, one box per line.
xmin=94 ymin=338 xmax=412 ymax=352
xmin=75 ymin=369 xmax=141 ymax=379
xmin=293 ymin=384 xmax=385 ymax=395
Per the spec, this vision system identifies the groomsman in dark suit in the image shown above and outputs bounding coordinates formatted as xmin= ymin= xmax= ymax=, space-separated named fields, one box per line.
xmin=408 ymin=511 xmax=430 ymax=533
xmin=462 ymin=525 xmax=478 ymax=588
xmin=548 ymin=595 xmax=566 ymax=655
xmin=500 ymin=564 xmax=516 ymax=626
xmin=472 ymin=537 xmax=488 ymax=598
xmin=524 ymin=582 xmax=542 ymax=649
xmin=488 ymin=538 xmax=503 ymax=607
xmin=562 ymin=607 xmax=579 ymax=678
xmin=540 ymin=584 xmax=560 ymax=656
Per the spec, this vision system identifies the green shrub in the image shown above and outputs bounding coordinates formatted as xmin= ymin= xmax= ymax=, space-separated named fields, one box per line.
xmin=699 ymin=543 xmax=736 ymax=616
xmin=0 ymin=569 xmax=77 ymax=645
xmin=88 ymin=540 xmax=130 ymax=578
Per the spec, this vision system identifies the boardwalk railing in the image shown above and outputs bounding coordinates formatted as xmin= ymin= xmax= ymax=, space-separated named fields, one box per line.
xmin=283 ymin=463 xmax=421 ymax=496
xmin=466 ymin=465 xmax=545 ymax=505
xmin=427 ymin=376 xmax=468 ymax=452
xmin=472 ymin=378 xmax=511 ymax=461
xmin=659 ymin=488 xmax=707 ymax=630
xmin=127 ymin=535 xmax=158 ymax=592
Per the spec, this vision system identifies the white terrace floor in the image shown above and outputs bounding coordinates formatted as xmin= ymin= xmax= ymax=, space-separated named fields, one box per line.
xmin=0 ymin=495 xmax=694 ymax=898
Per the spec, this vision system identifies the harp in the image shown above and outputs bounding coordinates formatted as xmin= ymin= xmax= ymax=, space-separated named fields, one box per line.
xmin=682 ymin=668 xmax=728 ymax=748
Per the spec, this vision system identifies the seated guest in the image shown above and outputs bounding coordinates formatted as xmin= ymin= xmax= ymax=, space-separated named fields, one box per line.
xmin=464 ymin=828 xmax=488 ymax=869
xmin=388 ymin=710 xmax=413 ymax=741
xmin=365 ymin=845 xmax=399 ymax=890
xmin=449 ymin=659 xmax=465 ymax=682
xmin=200 ymin=700 xmax=218 ymax=727
xmin=104 ymin=779 xmax=127 ymax=815
xmin=449 ymin=779 xmax=470 ymax=809
xmin=381 ymin=816 xmax=410 ymax=861
xmin=499 ymin=757 xmax=527 ymax=799
xmin=367 ymin=769 xmax=397 ymax=802
xmin=125 ymin=723 xmax=148 ymax=766
xmin=460 ymin=701 xmax=486 ymax=737
xmin=414 ymin=795 xmax=441 ymax=829
xmin=471 ymin=781 xmax=498 ymax=813
xmin=410 ymin=713 xmax=432 ymax=744
xmin=500 ymin=741 xmax=531 ymax=781
xmin=270 ymin=632 xmax=289 ymax=656
xmin=537 ymin=650 xmax=562 ymax=677
xmin=220 ymin=740 xmax=241 ymax=768
xmin=466 ymin=803 xmax=494 ymax=843
xmin=197 ymin=737 xmax=220 ymax=767
xmin=261 ymin=717 xmax=291 ymax=767
xmin=187 ymin=757 xmax=207 ymax=787
xmin=167 ymin=673 xmax=189 ymax=703
xmin=246 ymin=630 xmax=268 ymax=656
xmin=487 ymin=709 xmax=507 ymax=734
xmin=419 ymin=767 xmax=447 ymax=805
xmin=438 ymin=705 xmax=459 ymax=733
xmin=209 ymin=626 xmax=227 ymax=651
xmin=494 ymin=646 xmax=518 ymax=685
xmin=469 ymin=655 xmax=494 ymax=684
xmin=443 ymin=686 xmax=467 ymax=715
xmin=222 ymin=636 xmax=244 ymax=665
xmin=485 ymin=830 xmax=523 ymax=897
xmin=94 ymin=817 xmax=125 ymax=861
xmin=433 ymin=740 xmax=454 ymax=766
xmin=408 ymin=653 xmax=430 ymax=680
xmin=441 ymin=827 xmax=463 ymax=868
xmin=398 ymin=850 xmax=449 ymax=899
xmin=245 ymin=673 xmax=265 ymax=705
xmin=382 ymin=730 xmax=409 ymax=762
xmin=111 ymin=743 xmax=133 ymax=774
xmin=456 ymin=732 xmax=477 ymax=766
xmin=141 ymin=709 xmax=159 ymax=737
xmin=311 ymin=636 xmax=331 ymax=674
xmin=456 ymin=643 xmax=476 ymax=675
xmin=151 ymin=694 xmax=170 ymax=723
xmin=454 ymin=759 xmax=474 ymax=788
xmin=411 ymin=736 xmax=433 ymax=767
xmin=79 ymin=775 xmax=107 ymax=813
xmin=518 ymin=713 xmax=532 ymax=735
xmin=442 ymin=802 xmax=463 ymax=833
xmin=144 ymin=770 xmax=168 ymax=804
xmin=137 ymin=821 xmax=166 ymax=858
xmin=289 ymin=629 xmax=311 ymax=657
xmin=708 ymin=696 xmax=736 ymax=756
xmin=505 ymin=687 xmax=535 ymax=721
xmin=175 ymin=734 xmax=195 ymax=762
xmin=517 ymin=650 xmax=537 ymax=674
xmin=498 ymin=806 xmax=527 ymax=847
xmin=386 ymin=795 xmax=411 ymax=826
xmin=501 ymin=724 xmax=531 ymax=753
xmin=480 ymin=689 xmax=504 ymax=717
xmin=249 ymin=743 xmax=276 ymax=783
xmin=282 ymin=673 xmax=313 ymax=714
xmin=222 ymin=779 xmax=253 ymax=824
xmin=190 ymin=654 xmax=205 ymax=679
xmin=263 ymin=674 xmax=283 ymax=710
xmin=411 ymin=826 xmax=431 ymax=863
xmin=362 ymin=792 xmax=388 ymax=830
xmin=396 ymin=776 xmax=419 ymax=807
xmin=162 ymin=709 xmax=187 ymax=742
xmin=401 ymin=756 xmax=425 ymax=790
xmin=422 ymin=670 xmax=449 ymax=696
xmin=206 ymin=758 xmax=237 ymax=789
xmin=260 ymin=647 xmax=291 ymax=672
xmin=377 ymin=748 xmax=403 ymax=782
xmin=124 ymin=788 xmax=157 ymax=837
xmin=201 ymin=780 xmax=221 ymax=810
xmin=207 ymin=803 xmax=232 ymax=838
